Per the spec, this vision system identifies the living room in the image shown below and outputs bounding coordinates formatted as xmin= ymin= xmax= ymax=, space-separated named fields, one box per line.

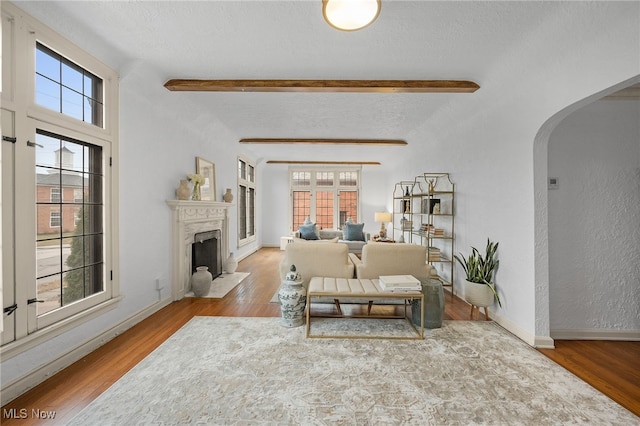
xmin=1 ymin=0 xmax=639 ymax=420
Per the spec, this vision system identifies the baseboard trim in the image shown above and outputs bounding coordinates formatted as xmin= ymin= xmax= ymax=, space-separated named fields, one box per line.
xmin=1 ymin=297 xmax=173 ymax=405
xmin=491 ymin=311 xmax=555 ymax=349
xmin=551 ymin=328 xmax=640 ymax=341
xmin=237 ymin=246 xmax=259 ymax=262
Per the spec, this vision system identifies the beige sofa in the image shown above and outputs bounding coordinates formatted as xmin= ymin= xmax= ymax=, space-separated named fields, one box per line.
xmin=348 ymin=242 xmax=438 ymax=281
xmin=279 ymin=242 xmax=355 ymax=289
xmin=293 ymin=229 xmax=370 ymax=254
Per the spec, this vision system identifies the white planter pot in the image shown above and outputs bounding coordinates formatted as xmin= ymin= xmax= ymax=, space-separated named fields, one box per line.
xmin=463 ymin=280 xmax=495 ymax=307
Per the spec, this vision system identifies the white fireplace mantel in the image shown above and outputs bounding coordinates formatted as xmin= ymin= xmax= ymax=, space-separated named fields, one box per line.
xmin=166 ymin=200 xmax=232 ymax=300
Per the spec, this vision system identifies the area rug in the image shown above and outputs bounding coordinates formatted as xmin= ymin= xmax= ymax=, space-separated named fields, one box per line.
xmin=184 ymin=272 xmax=250 ymax=298
xmin=69 ymin=317 xmax=638 ymax=425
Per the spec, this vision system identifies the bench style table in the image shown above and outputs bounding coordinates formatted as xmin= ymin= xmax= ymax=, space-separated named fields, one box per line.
xmin=306 ymin=277 xmax=424 ymax=339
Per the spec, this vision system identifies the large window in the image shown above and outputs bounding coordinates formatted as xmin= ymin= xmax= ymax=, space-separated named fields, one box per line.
xmin=289 ymin=167 xmax=360 ymax=232
xmin=238 ymin=156 xmax=256 ymax=246
xmin=1 ymin=3 xmax=118 ymax=352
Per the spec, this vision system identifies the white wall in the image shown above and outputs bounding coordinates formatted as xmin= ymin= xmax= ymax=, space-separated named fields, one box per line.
xmin=390 ymin=2 xmax=640 ymax=346
xmin=548 ymin=100 xmax=640 ymax=337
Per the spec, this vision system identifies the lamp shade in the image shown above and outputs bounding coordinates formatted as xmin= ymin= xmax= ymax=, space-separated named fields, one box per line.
xmin=374 ymin=212 xmax=392 ymax=223
xmin=323 ymin=0 xmax=381 ymax=31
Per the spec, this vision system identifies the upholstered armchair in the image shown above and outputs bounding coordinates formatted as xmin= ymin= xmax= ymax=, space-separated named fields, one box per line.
xmin=279 ymin=242 xmax=355 ymax=288
xmin=349 ymin=242 xmax=437 ymax=280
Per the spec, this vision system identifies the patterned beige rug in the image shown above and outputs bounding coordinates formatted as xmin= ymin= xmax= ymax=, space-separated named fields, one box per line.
xmin=69 ymin=317 xmax=638 ymax=425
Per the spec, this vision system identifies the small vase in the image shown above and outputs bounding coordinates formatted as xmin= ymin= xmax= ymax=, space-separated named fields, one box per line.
xmin=223 ymin=188 xmax=233 ymax=203
xmin=192 ymin=183 xmax=201 ymax=201
xmin=176 ymin=179 xmax=190 ymax=200
xmin=223 ymin=252 xmax=238 ymax=274
xmin=190 ymin=266 xmax=212 ymax=297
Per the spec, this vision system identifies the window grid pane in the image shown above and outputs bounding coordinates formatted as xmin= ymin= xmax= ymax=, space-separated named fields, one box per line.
xmin=292 ymin=172 xmax=310 ymax=186
xmin=239 ymin=185 xmax=247 ymax=238
xmin=339 ymin=171 xmax=358 ymax=186
xmin=35 ymin=43 xmax=104 ymax=127
xmin=35 ymin=130 xmax=104 ymax=315
xmin=316 ymin=171 xmax=334 ymax=186
xmin=248 ymin=188 xmax=255 ymax=236
xmin=315 ymin=191 xmax=334 ymax=229
xmin=292 ymin=191 xmax=311 ymax=231
xmin=239 ymin=160 xmax=246 ymax=180
xmin=339 ymin=191 xmax=358 ymax=228
xmin=248 ymin=165 xmax=255 ymax=183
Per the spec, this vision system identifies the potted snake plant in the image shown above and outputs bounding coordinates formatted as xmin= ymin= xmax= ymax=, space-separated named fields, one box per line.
xmin=453 ymin=239 xmax=502 ymax=308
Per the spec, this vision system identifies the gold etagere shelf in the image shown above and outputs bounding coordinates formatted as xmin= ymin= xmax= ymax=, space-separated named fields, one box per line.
xmin=392 ymin=173 xmax=455 ymax=298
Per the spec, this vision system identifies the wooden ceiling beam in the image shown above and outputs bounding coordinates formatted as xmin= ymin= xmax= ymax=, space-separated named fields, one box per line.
xmin=164 ymin=79 xmax=479 ymax=93
xmin=266 ymin=161 xmax=380 ymax=165
xmin=240 ymin=138 xmax=406 ymax=146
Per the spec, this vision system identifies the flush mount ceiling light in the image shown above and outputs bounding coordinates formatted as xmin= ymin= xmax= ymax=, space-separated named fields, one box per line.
xmin=323 ymin=0 xmax=381 ymax=31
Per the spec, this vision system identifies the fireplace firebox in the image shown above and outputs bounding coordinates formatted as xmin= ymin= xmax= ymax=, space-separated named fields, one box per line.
xmin=192 ymin=230 xmax=222 ymax=279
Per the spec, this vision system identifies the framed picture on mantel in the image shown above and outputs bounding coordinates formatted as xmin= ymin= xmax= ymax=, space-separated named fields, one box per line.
xmin=196 ymin=157 xmax=216 ymax=201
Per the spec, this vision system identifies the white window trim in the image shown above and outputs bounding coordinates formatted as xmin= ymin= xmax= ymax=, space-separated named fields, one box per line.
xmin=1 ymin=3 xmax=120 ymax=355
xmin=289 ymin=166 xmax=362 ymax=232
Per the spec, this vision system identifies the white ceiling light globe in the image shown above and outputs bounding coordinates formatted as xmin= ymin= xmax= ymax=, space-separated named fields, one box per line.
xmin=323 ymin=0 xmax=381 ymax=31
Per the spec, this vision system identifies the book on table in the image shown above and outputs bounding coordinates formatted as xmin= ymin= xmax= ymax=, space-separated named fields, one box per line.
xmin=379 ymin=275 xmax=422 ymax=291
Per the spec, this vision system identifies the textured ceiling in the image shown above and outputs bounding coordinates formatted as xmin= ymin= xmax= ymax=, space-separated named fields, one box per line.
xmin=12 ymin=1 xmax=627 ymax=166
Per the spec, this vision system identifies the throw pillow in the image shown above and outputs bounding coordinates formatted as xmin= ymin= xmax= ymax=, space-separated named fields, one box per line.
xmin=343 ymin=222 xmax=365 ymax=241
xmin=298 ymin=223 xmax=319 ymax=240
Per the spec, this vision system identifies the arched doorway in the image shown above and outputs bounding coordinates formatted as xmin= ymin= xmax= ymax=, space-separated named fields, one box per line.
xmin=533 ymin=77 xmax=640 ymax=343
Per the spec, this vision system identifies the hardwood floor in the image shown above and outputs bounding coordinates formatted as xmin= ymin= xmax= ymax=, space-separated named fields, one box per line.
xmin=2 ymin=247 xmax=638 ymax=424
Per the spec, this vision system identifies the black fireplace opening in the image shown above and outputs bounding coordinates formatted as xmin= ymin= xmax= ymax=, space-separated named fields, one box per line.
xmin=192 ymin=230 xmax=222 ymax=279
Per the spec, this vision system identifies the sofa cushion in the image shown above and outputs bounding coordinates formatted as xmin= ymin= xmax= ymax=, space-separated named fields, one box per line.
xmin=298 ymin=223 xmax=319 ymax=240
xmin=343 ymin=222 xmax=366 ymax=241
xmin=318 ymin=229 xmax=343 ymax=240
xmin=294 ymin=236 xmax=339 ymax=243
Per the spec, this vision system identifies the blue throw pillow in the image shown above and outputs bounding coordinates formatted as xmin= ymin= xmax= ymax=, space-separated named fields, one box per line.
xmin=298 ymin=223 xmax=319 ymax=240
xmin=343 ymin=222 xmax=365 ymax=241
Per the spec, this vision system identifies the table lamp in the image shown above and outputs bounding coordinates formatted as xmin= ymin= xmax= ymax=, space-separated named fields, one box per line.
xmin=374 ymin=212 xmax=392 ymax=239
